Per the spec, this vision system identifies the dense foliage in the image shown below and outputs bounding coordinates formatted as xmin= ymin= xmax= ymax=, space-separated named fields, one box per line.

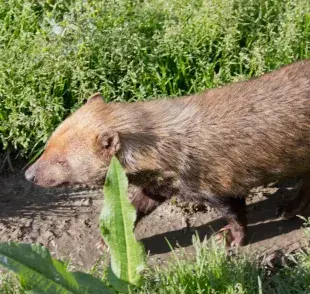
xmin=0 ymin=0 xmax=309 ymax=158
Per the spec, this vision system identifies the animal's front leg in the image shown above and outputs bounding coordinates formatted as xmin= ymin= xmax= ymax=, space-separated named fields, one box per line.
xmin=205 ymin=195 xmax=248 ymax=247
xmin=129 ymin=185 xmax=165 ymax=223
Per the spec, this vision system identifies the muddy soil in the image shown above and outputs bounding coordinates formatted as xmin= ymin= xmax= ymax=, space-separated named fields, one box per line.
xmin=0 ymin=170 xmax=309 ymax=269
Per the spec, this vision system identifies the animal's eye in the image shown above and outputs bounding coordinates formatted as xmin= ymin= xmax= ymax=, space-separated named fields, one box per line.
xmin=57 ymin=160 xmax=68 ymax=167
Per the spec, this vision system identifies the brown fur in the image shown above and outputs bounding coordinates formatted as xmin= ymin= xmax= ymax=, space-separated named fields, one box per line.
xmin=25 ymin=59 xmax=310 ymax=246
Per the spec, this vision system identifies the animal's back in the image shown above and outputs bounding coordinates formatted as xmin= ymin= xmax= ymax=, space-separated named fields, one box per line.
xmin=132 ymin=60 xmax=310 ymax=196
xmin=197 ymin=60 xmax=310 ymax=194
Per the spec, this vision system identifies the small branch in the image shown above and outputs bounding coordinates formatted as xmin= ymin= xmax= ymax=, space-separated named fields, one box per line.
xmin=0 ymin=151 xmax=14 ymax=173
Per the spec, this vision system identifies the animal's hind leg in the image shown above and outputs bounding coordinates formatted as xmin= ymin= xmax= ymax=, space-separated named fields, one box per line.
xmin=205 ymin=196 xmax=248 ymax=247
xmin=277 ymin=175 xmax=310 ymax=220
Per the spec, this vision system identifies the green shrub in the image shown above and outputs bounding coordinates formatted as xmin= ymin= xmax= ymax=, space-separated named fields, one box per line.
xmin=0 ymin=0 xmax=309 ymax=158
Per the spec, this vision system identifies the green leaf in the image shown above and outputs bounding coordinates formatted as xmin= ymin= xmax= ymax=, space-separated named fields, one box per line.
xmin=0 ymin=242 xmax=115 ymax=294
xmin=100 ymin=156 xmax=146 ymax=293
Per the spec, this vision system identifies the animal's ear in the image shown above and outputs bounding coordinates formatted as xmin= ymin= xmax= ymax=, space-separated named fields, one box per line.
xmin=87 ymin=92 xmax=104 ymax=104
xmin=97 ymin=130 xmax=120 ymax=156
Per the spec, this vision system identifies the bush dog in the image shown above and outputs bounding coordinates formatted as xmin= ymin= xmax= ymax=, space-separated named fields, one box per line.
xmin=25 ymin=59 xmax=310 ymax=246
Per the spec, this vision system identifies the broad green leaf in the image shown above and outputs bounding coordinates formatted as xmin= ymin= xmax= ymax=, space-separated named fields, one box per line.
xmin=0 ymin=242 xmax=114 ymax=294
xmin=100 ymin=156 xmax=146 ymax=293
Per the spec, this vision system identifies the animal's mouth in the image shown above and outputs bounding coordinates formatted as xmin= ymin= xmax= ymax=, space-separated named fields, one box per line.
xmin=54 ymin=181 xmax=70 ymax=188
xmin=36 ymin=175 xmax=106 ymax=189
xmin=55 ymin=178 xmax=106 ymax=189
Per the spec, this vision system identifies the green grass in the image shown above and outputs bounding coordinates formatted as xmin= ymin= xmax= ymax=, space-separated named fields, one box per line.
xmin=0 ymin=0 xmax=309 ymax=159
xmin=1 ymin=216 xmax=310 ymax=293
xmin=0 ymin=270 xmax=23 ymax=294
xmin=1 ymin=235 xmax=310 ymax=294
xmin=134 ymin=236 xmax=310 ymax=294
xmin=136 ymin=238 xmax=262 ymax=294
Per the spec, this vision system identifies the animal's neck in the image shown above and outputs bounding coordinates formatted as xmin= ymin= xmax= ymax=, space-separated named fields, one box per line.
xmin=117 ymin=132 xmax=163 ymax=174
xmin=109 ymin=100 xmax=190 ymax=173
xmin=102 ymin=97 xmax=202 ymax=174
xmin=107 ymin=102 xmax=165 ymax=174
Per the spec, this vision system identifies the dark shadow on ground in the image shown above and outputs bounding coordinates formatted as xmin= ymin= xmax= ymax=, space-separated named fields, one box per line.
xmin=140 ymin=187 xmax=309 ymax=255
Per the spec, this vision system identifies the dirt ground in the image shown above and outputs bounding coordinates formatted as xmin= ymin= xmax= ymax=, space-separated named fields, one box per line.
xmin=0 ymin=170 xmax=309 ymax=269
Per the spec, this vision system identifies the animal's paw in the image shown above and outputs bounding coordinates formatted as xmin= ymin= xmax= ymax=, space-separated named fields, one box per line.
xmin=276 ymin=194 xmax=310 ymax=220
xmin=215 ymin=224 xmax=246 ymax=247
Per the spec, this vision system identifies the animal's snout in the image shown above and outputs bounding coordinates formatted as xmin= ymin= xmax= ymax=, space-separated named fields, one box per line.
xmin=25 ymin=166 xmax=37 ymax=183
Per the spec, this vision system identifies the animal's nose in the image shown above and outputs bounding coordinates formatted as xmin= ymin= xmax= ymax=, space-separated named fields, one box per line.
xmin=25 ymin=167 xmax=37 ymax=183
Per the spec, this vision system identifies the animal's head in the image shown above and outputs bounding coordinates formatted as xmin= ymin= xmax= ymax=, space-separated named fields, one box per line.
xmin=25 ymin=93 xmax=120 ymax=187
